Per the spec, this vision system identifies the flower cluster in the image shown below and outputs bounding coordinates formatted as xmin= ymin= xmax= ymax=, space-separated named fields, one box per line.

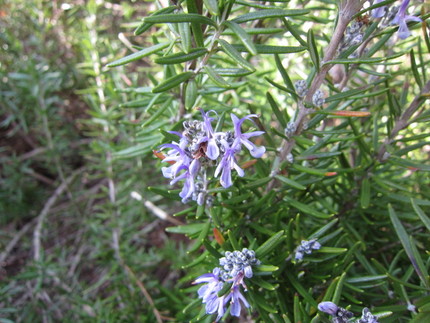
xmin=338 ymin=20 xmax=365 ymax=57
xmin=318 ymin=302 xmax=379 ymax=323
xmin=159 ymin=110 xmax=265 ymax=205
xmin=358 ymin=308 xmax=379 ymax=323
xmin=372 ymin=0 xmax=421 ymax=40
xmin=294 ymin=238 xmax=321 ymax=261
xmin=193 ymin=248 xmax=260 ymax=321
xmin=318 ymin=302 xmax=354 ymax=323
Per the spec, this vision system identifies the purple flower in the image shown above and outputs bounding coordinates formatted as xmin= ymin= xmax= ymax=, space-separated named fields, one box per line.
xmin=371 ymin=0 xmax=386 ymax=18
xmin=391 ymin=0 xmax=421 ymax=39
xmin=171 ymin=159 xmax=200 ymax=203
xmin=198 ymin=109 xmax=220 ymax=160
xmin=193 ymin=268 xmax=227 ymax=320
xmin=231 ymin=113 xmax=266 ymax=158
xmin=159 ymin=143 xmax=191 ymax=179
xmin=225 ymin=285 xmax=250 ymax=318
xmin=214 ymin=138 xmax=244 ymax=188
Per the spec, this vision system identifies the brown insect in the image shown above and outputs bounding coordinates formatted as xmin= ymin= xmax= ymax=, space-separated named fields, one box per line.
xmin=192 ymin=141 xmax=208 ymax=159
xmin=356 ymin=14 xmax=370 ymax=26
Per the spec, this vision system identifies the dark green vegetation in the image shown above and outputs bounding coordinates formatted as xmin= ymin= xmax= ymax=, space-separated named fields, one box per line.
xmin=1 ymin=0 xmax=429 ymax=322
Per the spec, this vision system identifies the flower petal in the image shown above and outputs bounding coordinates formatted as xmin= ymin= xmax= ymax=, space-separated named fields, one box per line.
xmin=250 ymin=145 xmax=266 ymax=158
xmin=220 ymin=164 xmax=232 ymax=188
xmin=398 ymin=20 xmax=411 ymax=39
xmin=206 ymin=138 xmax=220 ymax=160
xmin=242 ymin=130 xmax=265 ymax=139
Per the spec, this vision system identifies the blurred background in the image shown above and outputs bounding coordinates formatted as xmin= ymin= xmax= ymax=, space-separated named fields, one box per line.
xmin=0 ymin=1 xmax=192 ymax=321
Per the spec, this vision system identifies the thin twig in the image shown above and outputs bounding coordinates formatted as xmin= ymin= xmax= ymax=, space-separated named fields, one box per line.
xmin=123 ymin=264 xmax=164 ymax=323
xmin=0 ymin=218 xmax=36 ymax=264
xmin=33 ymin=167 xmax=85 ymax=262
xmin=266 ymin=0 xmax=364 ymax=191
xmin=377 ymin=80 xmax=430 ymax=161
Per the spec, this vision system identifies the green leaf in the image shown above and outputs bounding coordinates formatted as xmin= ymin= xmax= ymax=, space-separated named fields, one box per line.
xmin=142 ymin=97 xmax=173 ymax=127
xmin=360 ymin=178 xmax=370 ymax=209
xmin=274 ymin=54 xmax=297 ymax=101
xmin=325 ymin=51 xmax=405 ymax=65
xmin=223 ymin=27 xmax=284 ymax=35
xmin=252 ymin=276 xmax=278 ymax=290
xmin=112 ymin=142 xmax=155 ymax=159
xmin=388 ymin=204 xmax=429 ymax=288
xmin=134 ymin=6 xmax=177 ymax=35
xmin=214 ymin=68 xmax=253 ymax=76
xmin=274 ymin=175 xmax=306 ymax=190
xmin=255 ymin=264 xmax=279 ymax=273
xmin=308 ymin=219 xmax=339 ymax=239
xmin=152 ymin=72 xmax=194 ymax=93
xmin=107 ymin=42 xmax=170 ymax=67
xmin=244 ymin=177 xmax=271 ymax=189
xmin=154 ymin=48 xmax=208 ymax=64
xmin=282 ymin=19 xmax=307 ymax=47
xmin=346 ymin=275 xmax=387 ymax=283
xmin=178 ymin=22 xmax=192 ymax=53
xmin=143 ymin=13 xmax=217 ymax=27
xmin=188 ymin=220 xmax=212 ymax=253
xmin=227 ymin=230 xmax=240 ymax=250
xmin=266 ymin=92 xmax=287 ymax=128
xmin=332 ymin=272 xmax=347 ymax=303
xmin=284 ymin=196 xmax=332 ymax=219
xmin=217 ymin=39 xmax=255 ymax=72
xmin=232 ymin=9 xmax=310 ymax=23
xmin=388 ymin=156 xmax=430 ymax=171
xmin=203 ymin=66 xmax=231 ymax=88
xmin=223 ymin=21 xmax=257 ymax=55
xmin=185 ymin=79 xmax=198 ymax=109
xmin=232 ymin=44 xmax=306 ymax=54
xmin=182 ymin=251 xmax=208 ymax=269
xmin=317 ymin=247 xmax=347 ymax=254
xmin=285 ymin=271 xmax=318 ymax=307
xmin=291 ymin=164 xmax=331 ymax=176
xmin=255 ymin=230 xmax=286 ymax=258
xmin=166 ymin=223 xmax=207 ymax=235
xmin=324 ymin=87 xmax=370 ymax=102
xmin=411 ymin=198 xmax=430 ymax=231
xmin=307 ymin=29 xmax=320 ymax=72
xmin=410 ymin=49 xmax=423 ymax=89
xmin=147 ymin=187 xmax=182 ymax=201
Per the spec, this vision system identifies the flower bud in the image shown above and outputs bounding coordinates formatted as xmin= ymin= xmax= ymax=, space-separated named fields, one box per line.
xmin=318 ymin=301 xmax=339 ymax=316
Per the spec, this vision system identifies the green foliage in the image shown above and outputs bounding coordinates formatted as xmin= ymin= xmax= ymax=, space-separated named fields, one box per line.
xmin=1 ymin=0 xmax=429 ymax=322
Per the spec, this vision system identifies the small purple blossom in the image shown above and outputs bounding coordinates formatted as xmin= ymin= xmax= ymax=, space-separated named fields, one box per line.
xmin=214 ymin=138 xmax=244 ymax=188
xmin=294 ymin=238 xmax=321 ymax=261
xmin=198 ymin=109 xmax=220 ymax=160
xmin=159 ymin=110 xmax=265 ymax=203
xmin=391 ymin=0 xmax=421 ymax=40
xmin=193 ymin=268 xmax=227 ymax=320
xmin=193 ymin=249 xmax=260 ymax=321
xmin=358 ymin=308 xmax=379 ymax=323
xmin=225 ymin=285 xmax=250 ymax=317
xmin=231 ymin=113 xmax=266 ymax=158
xmin=159 ymin=143 xmax=190 ymax=179
xmin=318 ymin=301 xmax=353 ymax=323
xmin=318 ymin=301 xmax=339 ymax=316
